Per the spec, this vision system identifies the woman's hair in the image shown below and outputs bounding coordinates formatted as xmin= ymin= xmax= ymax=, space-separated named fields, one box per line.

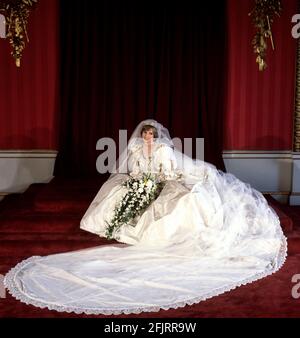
xmin=140 ymin=124 xmax=158 ymax=138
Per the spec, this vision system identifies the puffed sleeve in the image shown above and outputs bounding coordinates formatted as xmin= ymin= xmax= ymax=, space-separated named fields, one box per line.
xmin=156 ymin=144 xmax=178 ymax=179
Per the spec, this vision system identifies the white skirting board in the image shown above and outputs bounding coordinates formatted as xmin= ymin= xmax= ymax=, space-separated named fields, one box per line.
xmin=0 ymin=150 xmax=298 ymax=205
xmin=223 ymin=151 xmax=296 ymax=205
xmin=0 ymin=150 xmax=57 ymax=194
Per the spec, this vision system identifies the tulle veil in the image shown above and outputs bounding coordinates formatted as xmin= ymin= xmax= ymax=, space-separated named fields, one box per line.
xmin=110 ymin=119 xmax=216 ymax=188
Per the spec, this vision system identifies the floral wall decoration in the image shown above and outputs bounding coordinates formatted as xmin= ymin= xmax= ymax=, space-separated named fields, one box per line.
xmin=249 ymin=0 xmax=282 ymax=71
xmin=0 ymin=0 xmax=38 ymax=67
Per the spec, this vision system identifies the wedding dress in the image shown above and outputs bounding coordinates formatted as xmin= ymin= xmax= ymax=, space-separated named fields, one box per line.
xmin=4 ymin=120 xmax=287 ymax=315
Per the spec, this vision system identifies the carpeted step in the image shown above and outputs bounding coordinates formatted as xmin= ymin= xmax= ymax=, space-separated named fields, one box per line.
xmin=0 ymin=213 xmax=107 ymax=241
xmin=0 ymin=177 xmax=105 ymax=215
xmin=0 ymin=214 xmax=82 ymax=233
xmin=264 ymin=195 xmax=293 ymax=233
xmin=0 ymin=256 xmax=35 ymax=275
xmin=33 ymin=196 xmax=93 ymax=213
xmin=272 ymin=206 xmax=293 ymax=233
xmin=287 ymin=229 xmax=300 ymax=255
xmin=30 ymin=176 xmax=107 ymax=213
xmin=33 ymin=196 xmax=97 ymax=214
xmin=0 ymin=239 xmax=117 ymax=258
xmin=0 ymin=231 xmax=100 ymax=241
xmin=0 ymin=183 xmax=50 ymax=215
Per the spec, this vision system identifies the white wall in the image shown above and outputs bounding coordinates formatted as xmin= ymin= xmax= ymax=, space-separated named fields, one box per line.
xmin=223 ymin=151 xmax=294 ymax=204
xmin=0 ymin=150 xmax=297 ymax=205
xmin=0 ymin=150 xmax=57 ymax=194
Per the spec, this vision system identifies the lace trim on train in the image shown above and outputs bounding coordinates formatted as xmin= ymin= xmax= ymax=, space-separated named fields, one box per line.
xmin=4 ymin=217 xmax=287 ymax=316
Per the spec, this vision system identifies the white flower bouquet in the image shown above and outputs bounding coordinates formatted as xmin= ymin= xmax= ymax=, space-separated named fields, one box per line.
xmin=105 ymin=173 xmax=165 ymax=239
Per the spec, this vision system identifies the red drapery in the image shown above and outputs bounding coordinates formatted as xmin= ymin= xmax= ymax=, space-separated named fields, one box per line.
xmin=0 ymin=0 xmax=297 ymax=167
xmin=0 ymin=0 xmax=59 ymax=150
xmin=225 ymin=0 xmax=297 ymax=150
xmin=54 ymin=0 xmax=227 ymax=177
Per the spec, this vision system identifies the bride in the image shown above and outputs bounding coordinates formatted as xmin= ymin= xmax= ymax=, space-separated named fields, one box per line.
xmin=4 ymin=119 xmax=287 ymax=315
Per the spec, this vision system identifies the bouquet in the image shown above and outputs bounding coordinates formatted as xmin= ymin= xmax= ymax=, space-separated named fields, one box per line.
xmin=105 ymin=173 xmax=165 ymax=239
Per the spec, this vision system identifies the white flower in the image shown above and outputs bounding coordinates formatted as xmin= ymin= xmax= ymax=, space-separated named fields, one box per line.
xmin=106 ymin=173 xmax=166 ymax=239
xmin=145 ymin=180 xmax=153 ymax=189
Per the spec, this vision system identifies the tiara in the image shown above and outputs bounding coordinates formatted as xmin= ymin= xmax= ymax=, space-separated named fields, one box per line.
xmin=142 ymin=120 xmax=157 ymax=127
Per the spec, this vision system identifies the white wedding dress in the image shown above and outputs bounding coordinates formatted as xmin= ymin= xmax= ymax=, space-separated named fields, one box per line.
xmin=4 ymin=120 xmax=287 ymax=315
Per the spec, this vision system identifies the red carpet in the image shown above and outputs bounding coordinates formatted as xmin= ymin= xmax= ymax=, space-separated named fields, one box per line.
xmin=1 ymin=177 xmax=300 ymax=318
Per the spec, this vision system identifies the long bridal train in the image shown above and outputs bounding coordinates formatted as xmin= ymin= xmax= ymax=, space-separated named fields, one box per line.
xmin=4 ymin=120 xmax=287 ymax=315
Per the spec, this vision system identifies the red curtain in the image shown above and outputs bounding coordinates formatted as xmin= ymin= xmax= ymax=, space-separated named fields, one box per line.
xmin=225 ymin=0 xmax=297 ymax=151
xmin=55 ymin=0 xmax=227 ymax=177
xmin=0 ymin=0 xmax=59 ymax=150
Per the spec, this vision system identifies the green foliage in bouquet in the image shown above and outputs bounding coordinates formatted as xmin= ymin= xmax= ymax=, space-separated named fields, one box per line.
xmin=105 ymin=173 xmax=165 ymax=240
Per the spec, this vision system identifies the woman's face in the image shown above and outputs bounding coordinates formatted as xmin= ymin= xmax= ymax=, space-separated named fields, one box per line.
xmin=142 ymin=129 xmax=154 ymax=142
